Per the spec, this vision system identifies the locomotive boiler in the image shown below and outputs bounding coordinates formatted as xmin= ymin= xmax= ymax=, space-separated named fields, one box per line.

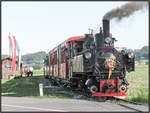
xmin=43 ymin=19 xmax=135 ymax=97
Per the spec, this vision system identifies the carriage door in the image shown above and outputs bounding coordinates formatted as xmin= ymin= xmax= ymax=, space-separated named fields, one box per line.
xmin=67 ymin=41 xmax=74 ymax=78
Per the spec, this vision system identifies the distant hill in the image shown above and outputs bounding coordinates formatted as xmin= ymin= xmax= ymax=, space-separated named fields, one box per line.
xmin=2 ymin=45 xmax=148 ymax=65
xmin=2 ymin=51 xmax=47 ymax=65
xmin=22 ymin=51 xmax=47 ymax=65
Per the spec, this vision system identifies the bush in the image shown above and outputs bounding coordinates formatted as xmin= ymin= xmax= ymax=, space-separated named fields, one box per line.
xmin=32 ymin=63 xmax=42 ymax=70
xmin=145 ymin=62 xmax=149 ymax=65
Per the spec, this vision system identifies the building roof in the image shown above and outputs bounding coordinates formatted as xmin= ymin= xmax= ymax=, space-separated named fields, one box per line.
xmin=2 ymin=56 xmax=12 ymax=61
xmin=2 ymin=56 xmax=19 ymax=64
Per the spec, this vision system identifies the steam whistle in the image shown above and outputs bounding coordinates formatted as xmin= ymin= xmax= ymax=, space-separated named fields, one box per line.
xmin=100 ymin=27 xmax=102 ymax=33
xmin=88 ymin=28 xmax=94 ymax=35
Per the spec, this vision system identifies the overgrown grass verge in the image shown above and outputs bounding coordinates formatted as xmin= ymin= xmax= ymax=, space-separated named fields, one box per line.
xmin=125 ymin=65 xmax=149 ymax=104
xmin=2 ymin=76 xmax=73 ymax=99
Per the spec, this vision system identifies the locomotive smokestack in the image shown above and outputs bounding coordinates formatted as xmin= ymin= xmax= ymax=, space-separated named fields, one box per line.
xmin=103 ymin=19 xmax=110 ymax=38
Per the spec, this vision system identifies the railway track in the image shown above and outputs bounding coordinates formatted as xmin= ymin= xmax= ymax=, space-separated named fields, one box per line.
xmin=45 ymin=78 xmax=148 ymax=112
xmin=66 ymin=87 xmax=148 ymax=107
xmin=72 ymin=90 xmax=148 ymax=112
xmin=110 ymin=97 xmax=144 ymax=106
xmin=48 ymin=78 xmax=147 ymax=106
xmin=109 ymin=97 xmax=148 ymax=112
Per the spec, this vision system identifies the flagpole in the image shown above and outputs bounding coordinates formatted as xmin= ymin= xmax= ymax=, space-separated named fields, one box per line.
xmin=19 ymin=51 xmax=21 ymax=71
xmin=8 ymin=33 xmax=14 ymax=71
xmin=16 ymin=39 xmax=20 ymax=71
xmin=12 ymin=36 xmax=17 ymax=72
xmin=9 ymin=33 xmax=11 ymax=65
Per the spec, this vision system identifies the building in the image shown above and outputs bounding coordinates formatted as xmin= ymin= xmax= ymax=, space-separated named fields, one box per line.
xmin=2 ymin=57 xmax=23 ymax=79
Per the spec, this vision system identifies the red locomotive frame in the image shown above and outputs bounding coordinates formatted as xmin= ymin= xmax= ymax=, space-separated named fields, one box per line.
xmin=92 ymin=78 xmax=126 ymax=96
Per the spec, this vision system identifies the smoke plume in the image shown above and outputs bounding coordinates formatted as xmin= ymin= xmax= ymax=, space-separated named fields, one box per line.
xmin=103 ymin=2 xmax=148 ymax=21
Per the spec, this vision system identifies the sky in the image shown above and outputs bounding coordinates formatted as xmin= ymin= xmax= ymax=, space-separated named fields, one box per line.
xmin=2 ymin=1 xmax=149 ymax=55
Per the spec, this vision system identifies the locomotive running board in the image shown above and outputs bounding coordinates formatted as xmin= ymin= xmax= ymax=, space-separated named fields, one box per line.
xmin=92 ymin=92 xmax=126 ymax=96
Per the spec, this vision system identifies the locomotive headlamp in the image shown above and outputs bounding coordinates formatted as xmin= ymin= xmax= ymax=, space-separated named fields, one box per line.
xmin=84 ymin=52 xmax=92 ymax=59
xmin=128 ymin=52 xmax=134 ymax=58
xmin=105 ymin=37 xmax=112 ymax=43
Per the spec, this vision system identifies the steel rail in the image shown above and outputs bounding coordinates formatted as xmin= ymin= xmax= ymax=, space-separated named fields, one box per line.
xmin=111 ymin=97 xmax=148 ymax=107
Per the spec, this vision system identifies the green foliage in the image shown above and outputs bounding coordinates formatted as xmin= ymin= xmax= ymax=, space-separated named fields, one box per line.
xmin=145 ymin=61 xmax=148 ymax=65
xmin=33 ymin=70 xmax=44 ymax=76
xmin=33 ymin=63 xmax=42 ymax=70
xmin=135 ymin=46 xmax=148 ymax=61
xmin=135 ymin=52 xmax=141 ymax=61
xmin=141 ymin=46 xmax=148 ymax=54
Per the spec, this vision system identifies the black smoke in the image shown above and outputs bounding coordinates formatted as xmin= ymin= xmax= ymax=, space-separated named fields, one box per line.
xmin=103 ymin=2 xmax=148 ymax=21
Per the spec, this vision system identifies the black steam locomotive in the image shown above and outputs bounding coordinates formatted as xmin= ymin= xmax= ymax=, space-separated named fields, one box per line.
xmin=44 ymin=19 xmax=135 ymax=97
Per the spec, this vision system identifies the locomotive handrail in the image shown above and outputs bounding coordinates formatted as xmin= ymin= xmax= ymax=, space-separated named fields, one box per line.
xmin=76 ymin=48 xmax=91 ymax=56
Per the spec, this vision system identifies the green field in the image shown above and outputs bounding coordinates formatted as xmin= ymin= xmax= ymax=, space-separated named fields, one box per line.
xmin=126 ymin=65 xmax=149 ymax=104
xmin=32 ymin=70 xmax=44 ymax=76
xmin=1 ymin=65 xmax=149 ymax=104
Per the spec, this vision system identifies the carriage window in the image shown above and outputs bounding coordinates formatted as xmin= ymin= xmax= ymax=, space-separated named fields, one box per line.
xmin=73 ymin=41 xmax=83 ymax=55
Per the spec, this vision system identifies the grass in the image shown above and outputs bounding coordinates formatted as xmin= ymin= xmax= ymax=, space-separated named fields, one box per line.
xmin=2 ymin=77 xmax=40 ymax=97
xmin=33 ymin=70 xmax=44 ymax=76
xmin=2 ymin=65 xmax=149 ymax=104
xmin=125 ymin=64 xmax=149 ymax=104
xmin=2 ymin=76 xmax=73 ymax=99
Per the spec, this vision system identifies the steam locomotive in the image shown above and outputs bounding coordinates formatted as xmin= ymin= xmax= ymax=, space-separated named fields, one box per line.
xmin=43 ymin=19 xmax=135 ymax=97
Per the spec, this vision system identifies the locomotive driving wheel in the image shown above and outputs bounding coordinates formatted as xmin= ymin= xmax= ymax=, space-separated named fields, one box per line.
xmin=89 ymin=85 xmax=98 ymax=94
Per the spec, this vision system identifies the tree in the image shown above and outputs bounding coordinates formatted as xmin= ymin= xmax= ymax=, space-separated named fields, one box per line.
xmin=33 ymin=63 xmax=42 ymax=70
xmin=134 ymin=46 xmax=148 ymax=61
xmin=135 ymin=52 xmax=141 ymax=61
xmin=140 ymin=46 xmax=148 ymax=59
